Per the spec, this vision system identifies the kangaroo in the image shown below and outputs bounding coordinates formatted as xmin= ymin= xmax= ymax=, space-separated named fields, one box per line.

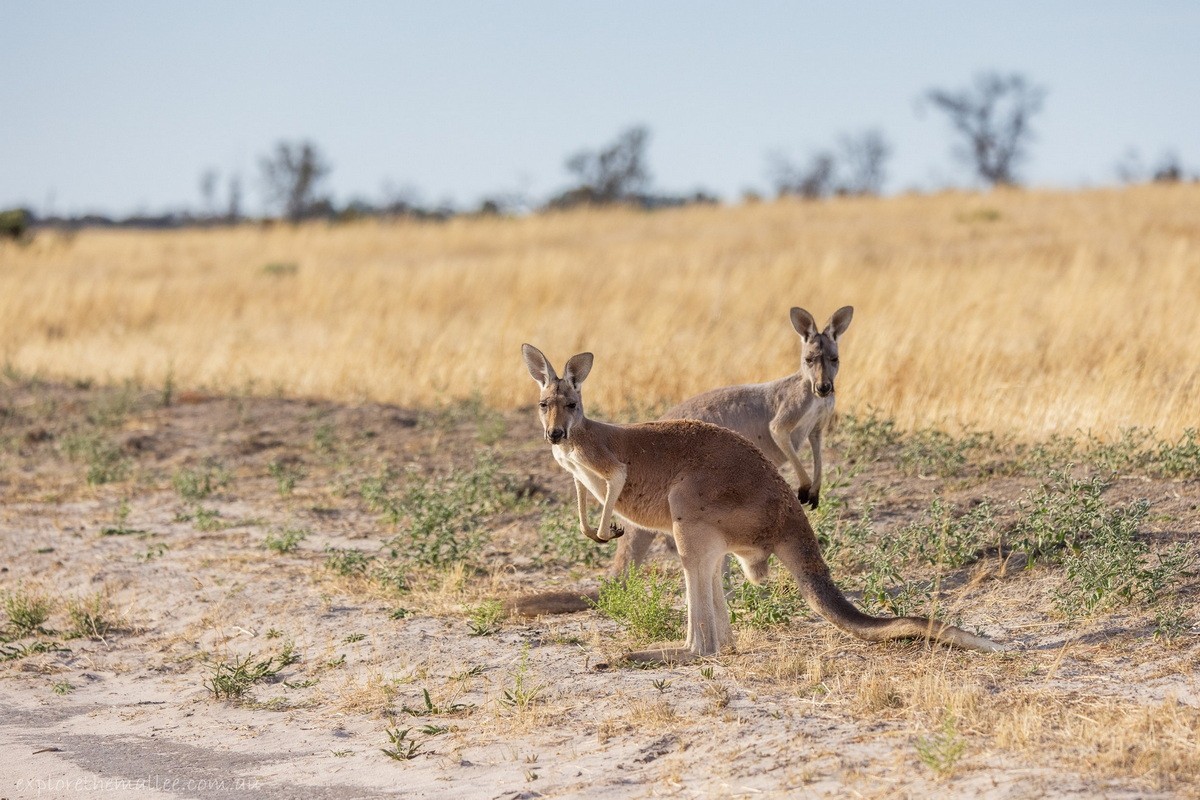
xmin=521 ymin=343 xmax=1004 ymax=663
xmin=610 ymin=305 xmax=852 ymax=577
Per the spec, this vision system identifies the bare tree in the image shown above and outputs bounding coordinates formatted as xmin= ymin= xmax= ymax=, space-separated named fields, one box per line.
xmin=769 ymin=149 xmax=835 ymax=199
xmin=837 ymin=129 xmax=891 ymax=196
xmin=226 ymin=174 xmax=243 ymax=223
xmin=260 ymin=140 xmax=332 ymax=221
xmin=925 ymin=72 xmax=1046 ymax=187
xmin=563 ymin=125 xmax=651 ymax=203
xmin=198 ymin=169 xmax=219 ymax=218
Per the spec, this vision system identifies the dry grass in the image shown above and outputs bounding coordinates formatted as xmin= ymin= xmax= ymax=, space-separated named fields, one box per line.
xmin=3 ymin=184 xmax=1199 ymax=438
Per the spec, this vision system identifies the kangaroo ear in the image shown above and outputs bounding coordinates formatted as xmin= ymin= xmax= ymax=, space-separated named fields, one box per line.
xmin=563 ymin=352 xmax=594 ymax=389
xmin=790 ymin=307 xmax=819 ymax=340
xmin=522 ymin=344 xmax=558 ymax=387
xmin=824 ymin=306 xmax=854 ymax=340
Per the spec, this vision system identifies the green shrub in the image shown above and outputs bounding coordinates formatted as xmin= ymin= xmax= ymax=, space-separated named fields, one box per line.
xmin=593 ymin=565 xmax=684 ymax=644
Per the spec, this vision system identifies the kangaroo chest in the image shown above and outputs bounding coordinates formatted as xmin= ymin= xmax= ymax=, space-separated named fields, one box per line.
xmin=551 ymin=444 xmax=609 ymax=502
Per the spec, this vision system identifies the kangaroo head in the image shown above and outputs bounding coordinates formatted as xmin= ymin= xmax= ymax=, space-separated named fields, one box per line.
xmin=521 ymin=344 xmax=593 ymax=445
xmin=789 ymin=306 xmax=853 ymax=398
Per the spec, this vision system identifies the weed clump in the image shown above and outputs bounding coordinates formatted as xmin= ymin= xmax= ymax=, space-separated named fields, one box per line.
xmin=378 ymin=454 xmax=524 ymax=569
xmin=594 ymin=565 xmax=684 ymax=644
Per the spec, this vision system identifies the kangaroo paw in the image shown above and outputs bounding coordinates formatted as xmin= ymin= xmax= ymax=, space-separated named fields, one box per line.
xmin=607 ymin=522 xmax=625 ymax=540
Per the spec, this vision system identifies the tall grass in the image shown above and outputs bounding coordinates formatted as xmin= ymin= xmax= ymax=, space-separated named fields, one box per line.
xmin=3 ymin=185 xmax=1199 ymax=437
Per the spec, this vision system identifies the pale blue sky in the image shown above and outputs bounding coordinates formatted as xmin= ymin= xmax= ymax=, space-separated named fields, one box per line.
xmin=2 ymin=2 xmax=1197 ymax=216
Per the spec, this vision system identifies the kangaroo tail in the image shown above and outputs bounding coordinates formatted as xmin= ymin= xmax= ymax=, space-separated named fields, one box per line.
xmin=505 ymin=589 xmax=599 ymax=618
xmin=772 ymin=536 xmax=1006 ymax=653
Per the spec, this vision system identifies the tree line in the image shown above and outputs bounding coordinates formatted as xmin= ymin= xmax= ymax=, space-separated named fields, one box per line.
xmin=3 ymin=71 xmax=1196 ymax=237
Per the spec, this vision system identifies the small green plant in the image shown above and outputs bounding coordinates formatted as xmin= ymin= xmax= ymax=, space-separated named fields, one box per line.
xmin=62 ymin=431 xmax=129 ymax=485
xmin=381 ymin=727 xmax=422 ymax=760
xmin=3 ymin=586 xmax=53 ymax=635
xmin=1053 ymin=500 xmax=1194 ymax=617
xmin=264 ymin=526 xmax=308 ymax=553
xmin=727 ymin=570 xmax=808 ymax=628
xmin=383 ymin=454 xmax=522 ymax=569
xmin=204 ymin=647 xmax=298 ymax=700
xmin=834 ymin=411 xmax=901 ymax=465
xmin=452 ymin=664 xmax=485 ymax=682
xmin=101 ymin=499 xmax=145 ymax=536
xmin=534 ymin=502 xmax=608 ymax=569
xmin=85 ymin=385 xmax=137 ymax=428
xmin=312 ymin=422 xmax=336 ymax=454
xmin=172 ymin=462 xmax=231 ymax=501
xmin=343 ymin=632 xmax=366 ymax=643
xmin=324 ymin=547 xmax=374 ymax=576
xmin=467 ymin=599 xmax=504 ymax=637
xmin=594 ymin=564 xmax=684 ymax=644
xmin=907 ymin=498 xmax=998 ymax=570
xmin=419 ymin=724 xmax=452 ymax=736
xmin=389 ymin=607 xmax=411 ymax=620
xmin=652 ymin=678 xmax=672 ymax=693
xmin=699 ymin=666 xmax=715 ymax=680
xmin=52 ymin=681 xmax=75 ymax=695
xmin=262 ymin=261 xmax=299 ymax=276
xmin=403 ymin=688 xmax=471 ymax=716
xmin=1006 ymin=433 xmax=1080 ymax=475
xmin=173 ymin=505 xmax=223 ymax=532
xmin=1154 ymin=603 xmax=1191 ymax=641
xmin=138 ymin=543 xmax=169 ymax=561
xmin=1150 ymin=428 xmax=1200 ymax=478
xmin=1082 ymin=428 xmax=1154 ymax=475
xmin=497 ymin=647 xmax=546 ymax=712
xmin=898 ymin=427 xmax=992 ymax=478
xmin=160 ymin=365 xmax=175 ymax=407
xmin=1 ymin=641 xmax=66 ymax=662
xmin=268 ymin=459 xmax=304 ymax=497
xmin=65 ymin=592 xmax=116 ymax=638
xmin=916 ymin=714 xmax=967 ymax=778
xmin=1010 ymin=470 xmax=1109 ymax=566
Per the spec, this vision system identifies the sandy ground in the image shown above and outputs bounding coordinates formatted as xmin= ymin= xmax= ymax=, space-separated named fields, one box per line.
xmin=1 ymin=381 xmax=1197 ymax=799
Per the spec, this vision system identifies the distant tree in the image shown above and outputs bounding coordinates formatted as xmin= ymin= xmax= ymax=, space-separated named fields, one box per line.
xmin=198 ymin=169 xmax=219 ymax=219
xmin=837 ymin=129 xmax=892 ymax=196
xmin=769 ymin=129 xmax=892 ymax=200
xmin=925 ymin=72 xmax=1046 ymax=186
xmin=1151 ymin=151 xmax=1185 ymax=183
xmin=259 ymin=140 xmax=332 ymax=221
xmin=1115 ymin=149 xmax=1194 ymax=184
xmin=561 ymin=125 xmax=651 ymax=205
xmin=226 ymin=174 xmax=243 ymax=223
xmin=0 ymin=208 xmax=33 ymax=242
xmin=770 ymin=150 xmax=836 ymax=199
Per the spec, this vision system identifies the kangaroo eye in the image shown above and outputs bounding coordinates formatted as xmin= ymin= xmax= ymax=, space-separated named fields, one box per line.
xmin=538 ymin=401 xmax=548 ymax=409
xmin=831 ymin=357 xmax=839 ymax=364
xmin=566 ymin=403 xmax=577 ymax=410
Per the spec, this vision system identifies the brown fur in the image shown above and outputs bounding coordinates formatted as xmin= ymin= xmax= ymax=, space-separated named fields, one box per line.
xmin=610 ymin=305 xmax=853 ymax=578
xmin=521 ymin=343 xmax=1005 ymax=663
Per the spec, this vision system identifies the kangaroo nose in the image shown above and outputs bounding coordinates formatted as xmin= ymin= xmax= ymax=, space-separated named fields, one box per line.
xmin=817 ymin=382 xmax=833 ymax=396
xmin=549 ymin=428 xmax=566 ymax=443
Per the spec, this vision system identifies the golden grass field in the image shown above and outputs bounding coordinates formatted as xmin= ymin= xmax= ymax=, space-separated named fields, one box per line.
xmin=2 ymin=183 xmax=1199 ymax=437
